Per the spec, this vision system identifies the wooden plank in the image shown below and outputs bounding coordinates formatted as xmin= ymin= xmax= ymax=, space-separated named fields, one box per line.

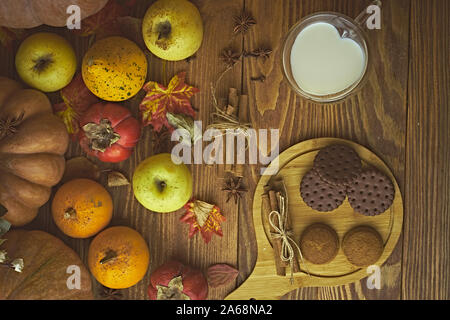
xmin=240 ymin=0 xmax=410 ymax=299
xmin=403 ymin=0 xmax=449 ymax=300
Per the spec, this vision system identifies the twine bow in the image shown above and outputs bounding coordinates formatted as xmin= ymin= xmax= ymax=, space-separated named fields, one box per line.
xmin=268 ymin=194 xmax=309 ymax=284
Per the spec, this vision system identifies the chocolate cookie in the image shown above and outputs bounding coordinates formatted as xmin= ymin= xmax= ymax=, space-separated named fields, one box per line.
xmin=342 ymin=226 xmax=384 ymax=267
xmin=347 ymin=168 xmax=395 ymax=216
xmin=300 ymin=223 xmax=339 ymax=264
xmin=300 ymin=169 xmax=346 ymax=212
xmin=313 ymin=144 xmax=362 ymax=186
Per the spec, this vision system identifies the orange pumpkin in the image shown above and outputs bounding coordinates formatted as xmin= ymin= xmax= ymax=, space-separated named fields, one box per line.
xmin=52 ymin=178 xmax=113 ymax=239
xmin=0 ymin=229 xmax=93 ymax=300
xmin=0 ymin=77 xmax=69 ymax=226
xmin=82 ymin=36 xmax=148 ymax=102
xmin=0 ymin=0 xmax=108 ymax=28
xmin=88 ymin=226 xmax=150 ymax=289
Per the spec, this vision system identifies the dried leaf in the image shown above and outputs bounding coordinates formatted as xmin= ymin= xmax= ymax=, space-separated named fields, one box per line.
xmin=166 ymin=112 xmax=202 ymax=144
xmin=156 ymin=276 xmax=190 ymax=300
xmin=139 ymin=72 xmax=199 ymax=132
xmin=61 ymin=157 xmax=100 ymax=184
xmin=53 ymin=73 xmax=99 ymax=137
xmin=0 ymin=250 xmax=7 ymax=263
xmin=207 ymin=264 xmax=239 ymax=288
xmin=180 ymin=200 xmax=226 ymax=244
xmin=0 ymin=218 xmax=11 ymax=237
xmin=0 ymin=26 xmax=26 ymax=50
xmin=73 ymin=0 xmax=134 ymax=37
xmin=10 ymin=258 xmax=24 ymax=273
xmin=107 ymin=171 xmax=130 ymax=187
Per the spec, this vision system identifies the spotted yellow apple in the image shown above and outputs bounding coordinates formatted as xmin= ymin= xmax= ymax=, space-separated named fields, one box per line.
xmin=15 ymin=32 xmax=76 ymax=92
xmin=133 ymin=153 xmax=193 ymax=213
xmin=142 ymin=0 xmax=203 ymax=61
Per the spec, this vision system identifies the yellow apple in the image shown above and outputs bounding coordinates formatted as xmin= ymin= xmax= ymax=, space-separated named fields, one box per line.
xmin=142 ymin=0 xmax=204 ymax=61
xmin=15 ymin=32 xmax=77 ymax=92
xmin=133 ymin=153 xmax=193 ymax=213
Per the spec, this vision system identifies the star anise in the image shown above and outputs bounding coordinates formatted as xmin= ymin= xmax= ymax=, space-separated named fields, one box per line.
xmin=99 ymin=286 xmax=123 ymax=300
xmin=0 ymin=112 xmax=24 ymax=140
xmin=220 ymin=48 xmax=242 ymax=68
xmin=244 ymin=48 xmax=273 ymax=59
xmin=222 ymin=176 xmax=248 ymax=204
xmin=233 ymin=11 xmax=256 ymax=35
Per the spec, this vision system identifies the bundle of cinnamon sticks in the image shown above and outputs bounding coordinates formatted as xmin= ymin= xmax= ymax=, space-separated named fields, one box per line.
xmin=221 ymin=88 xmax=249 ymax=177
xmin=261 ymin=182 xmax=301 ymax=276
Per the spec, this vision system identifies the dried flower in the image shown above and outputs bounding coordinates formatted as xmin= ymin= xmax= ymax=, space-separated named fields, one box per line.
xmin=222 ymin=176 xmax=247 ymax=204
xmin=233 ymin=11 xmax=256 ymax=35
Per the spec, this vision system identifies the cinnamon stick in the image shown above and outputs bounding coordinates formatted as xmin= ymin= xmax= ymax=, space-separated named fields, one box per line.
xmin=268 ymin=190 xmax=289 ymax=268
xmin=228 ymin=88 xmax=239 ymax=112
xmin=276 ymin=191 xmax=301 ymax=273
xmin=262 ymin=192 xmax=286 ymax=276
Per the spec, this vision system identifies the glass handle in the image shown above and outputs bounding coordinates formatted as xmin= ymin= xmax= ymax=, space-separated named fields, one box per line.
xmin=354 ymin=0 xmax=382 ymax=28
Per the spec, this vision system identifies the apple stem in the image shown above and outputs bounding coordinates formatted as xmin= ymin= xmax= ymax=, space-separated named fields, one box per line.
xmin=32 ymin=53 xmax=54 ymax=74
xmin=156 ymin=180 xmax=167 ymax=193
xmin=157 ymin=21 xmax=172 ymax=40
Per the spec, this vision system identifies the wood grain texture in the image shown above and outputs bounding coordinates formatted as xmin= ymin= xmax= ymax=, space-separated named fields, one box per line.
xmin=239 ymin=0 xmax=410 ymax=300
xmin=403 ymin=0 xmax=449 ymax=300
xmin=0 ymin=0 xmax=447 ymax=300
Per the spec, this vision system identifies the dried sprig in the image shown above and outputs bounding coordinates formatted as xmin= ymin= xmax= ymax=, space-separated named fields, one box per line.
xmin=233 ymin=11 xmax=256 ymax=35
xmin=222 ymin=176 xmax=248 ymax=204
xmin=99 ymin=286 xmax=123 ymax=300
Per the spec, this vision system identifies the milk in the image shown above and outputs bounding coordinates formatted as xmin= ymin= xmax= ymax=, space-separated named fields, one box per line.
xmin=290 ymin=22 xmax=365 ymax=96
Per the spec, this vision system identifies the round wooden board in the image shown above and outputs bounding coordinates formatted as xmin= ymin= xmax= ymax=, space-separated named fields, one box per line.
xmin=226 ymin=138 xmax=403 ymax=300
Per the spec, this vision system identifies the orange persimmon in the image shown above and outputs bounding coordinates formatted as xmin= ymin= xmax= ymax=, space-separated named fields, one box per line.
xmin=51 ymin=178 xmax=113 ymax=238
xmin=88 ymin=226 xmax=150 ymax=289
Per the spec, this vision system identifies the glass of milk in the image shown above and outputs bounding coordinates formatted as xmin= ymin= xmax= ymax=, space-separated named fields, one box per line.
xmin=282 ymin=12 xmax=371 ymax=103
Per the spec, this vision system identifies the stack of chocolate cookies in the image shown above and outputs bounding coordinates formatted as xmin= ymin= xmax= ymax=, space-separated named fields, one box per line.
xmin=300 ymin=144 xmax=395 ymax=216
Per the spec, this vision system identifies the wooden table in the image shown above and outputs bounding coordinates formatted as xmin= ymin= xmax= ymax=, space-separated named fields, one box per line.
xmin=0 ymin=0 xmax=448 ymax=300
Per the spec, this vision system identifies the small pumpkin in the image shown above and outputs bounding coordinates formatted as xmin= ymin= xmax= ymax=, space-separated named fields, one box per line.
xmin=0 ymin=77 xmax=69 ymax=226
xmin=78 ymin=102 xmax=141 ymax=163
xmin=0 ymin=0 xmax=108 ymax=28
xmin=82 ymin=36 xmax=148 ymax=102
xmin=52 ymin=178 xmax=113 ymax=239
xmin=88 ymin=226 xmax=150 ymax=289
xmin=0 ymin=229 xmax=93 ymax=300
xmin=148 ymin=260 xmax=208 ymax=300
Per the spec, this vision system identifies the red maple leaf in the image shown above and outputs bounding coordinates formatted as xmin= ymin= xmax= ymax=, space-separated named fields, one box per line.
xmin=53 ymin=73 xmax=99 ymax=138
xmin=180 ymin=200 xmax=226 ymax=244
xmin=139 ymin=72 xmax=199 ymax=132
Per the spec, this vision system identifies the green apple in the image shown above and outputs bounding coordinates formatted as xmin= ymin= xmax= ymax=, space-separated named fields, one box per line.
xmin=142 ymin=0 xmax=204 ymax=61
xmin=133 ymin=153 xmax=193 ymax=213
xmin=15 ymin=32 xmax=77 ymax=92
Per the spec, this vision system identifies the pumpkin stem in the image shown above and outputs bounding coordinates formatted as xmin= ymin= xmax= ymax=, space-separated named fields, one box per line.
xmin=100 ymin=249 xmax=118 ymax=264
xmin=0 ymin=112 xmax=25 ymax=141
xmin=32 ymin=54 xmax=54 ymax=74
xmin=82 ymin=119 xmax=121 ymax=153
xmin=64 ymin=207 xmax=77 ymax=220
